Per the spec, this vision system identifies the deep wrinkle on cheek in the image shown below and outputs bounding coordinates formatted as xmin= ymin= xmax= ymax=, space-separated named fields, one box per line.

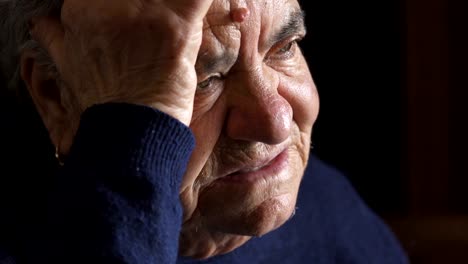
xmin=272 ymin=52 xmax=305 ymax=79
xmin=277 ymin=71 xmax=317 ymax=132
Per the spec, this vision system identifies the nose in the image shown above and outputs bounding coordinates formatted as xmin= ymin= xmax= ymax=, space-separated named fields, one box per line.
xmin=225 ymin=66 xmax=293 ymax=145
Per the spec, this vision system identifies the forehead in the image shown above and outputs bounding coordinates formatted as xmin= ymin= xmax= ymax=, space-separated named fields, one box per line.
xmin=197 ymin=0 xmax=303 ymax=74
xmin=205 ymin=0 xmax=301 ymax=29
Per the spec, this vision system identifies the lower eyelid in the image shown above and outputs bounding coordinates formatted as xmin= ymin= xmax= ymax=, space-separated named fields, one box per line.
xmin=197 ymin=76 xmax=224 ymax=92
xmin=197 ymin=74 xmax=222 ymax=89
xmin=276 ymin=43 xmax=298 ymax=60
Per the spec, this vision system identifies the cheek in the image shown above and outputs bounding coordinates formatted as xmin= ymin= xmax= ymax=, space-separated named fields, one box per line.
xmin=187 ymin=96 xmax=228 ymax=186
xmin=278 ymin=71 xmax=318 ymax=134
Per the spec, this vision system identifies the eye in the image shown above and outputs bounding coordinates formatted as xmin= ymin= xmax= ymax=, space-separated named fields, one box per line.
xmin=197 ymin=74 xmax=223 ymax=90
xmin=267 ymin=37 xmax=303 ymax=61
xmin=278 ymin=41 xmax=296 ymax=54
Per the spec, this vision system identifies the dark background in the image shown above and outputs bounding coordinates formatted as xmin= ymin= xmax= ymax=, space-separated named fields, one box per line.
xmin=1 ymin=0 xmax=466 ymax=263
xmin=300 ymin=0 xmax=467 ymax=263
xmin=300 ymin=0 xmax=404 ymax=214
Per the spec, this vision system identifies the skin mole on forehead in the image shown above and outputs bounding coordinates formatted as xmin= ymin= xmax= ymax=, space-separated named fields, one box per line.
xmin=230 ymin=7 xmax=250 ymax=23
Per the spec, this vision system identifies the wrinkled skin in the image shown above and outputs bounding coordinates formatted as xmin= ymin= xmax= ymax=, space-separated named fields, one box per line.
xmin=22 ymin=0 xmax=319 ymax=260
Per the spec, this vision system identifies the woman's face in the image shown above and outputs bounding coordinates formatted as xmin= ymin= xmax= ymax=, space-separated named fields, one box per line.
xmin=178 ymin=0 xmax=319 ymax=258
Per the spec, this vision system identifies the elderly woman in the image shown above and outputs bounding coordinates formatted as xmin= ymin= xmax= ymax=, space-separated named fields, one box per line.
xmin=0 ymin=0 xmax=408 ymax=263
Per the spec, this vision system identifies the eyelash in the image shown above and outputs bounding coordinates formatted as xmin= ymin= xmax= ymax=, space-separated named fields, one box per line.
xmin=196 ymin=37 xmax=303 ymax=90
xmin=269 ymin=37 xmax=303 ymax=60
xmin=197 ymin=74 xmax=223 ymax=90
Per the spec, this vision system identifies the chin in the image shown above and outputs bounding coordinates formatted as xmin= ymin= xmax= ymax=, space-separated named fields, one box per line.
xmin=179 ymin=150 xmax=305 ymax=258
xmin=179 ymin=191 xmax=298 ymax=259
xmin=225 ymin=192 xmax=297 ymax=237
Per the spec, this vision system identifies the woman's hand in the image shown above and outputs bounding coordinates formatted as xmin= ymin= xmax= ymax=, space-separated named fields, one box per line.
xmin=31 ymin=0 xmax=213 ymax=126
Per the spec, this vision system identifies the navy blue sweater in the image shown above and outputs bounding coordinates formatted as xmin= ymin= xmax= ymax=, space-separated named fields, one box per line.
xmin=1 ymin=103 xmax=408 ymax=263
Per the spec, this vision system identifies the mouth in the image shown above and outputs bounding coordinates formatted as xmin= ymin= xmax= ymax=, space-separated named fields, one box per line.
xmin=218 ymin=150 xmax=289 ymax=184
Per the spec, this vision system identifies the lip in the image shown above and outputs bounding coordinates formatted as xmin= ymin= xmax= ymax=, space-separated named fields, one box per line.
xmin=218 ymin=150 xmax=289 ymax=184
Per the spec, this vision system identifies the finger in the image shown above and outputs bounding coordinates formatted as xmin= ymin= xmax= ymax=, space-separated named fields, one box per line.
xmin=168 ymin=0 xmax=215 ymax=21
xmin=30 ymin=16 xmax=65 ymax=70
xmin=192 ymin=0 xmax=215 ymax=19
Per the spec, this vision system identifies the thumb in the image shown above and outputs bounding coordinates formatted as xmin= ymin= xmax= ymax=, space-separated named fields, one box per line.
xmin=30 ymin=16 xmax=65 ymax=70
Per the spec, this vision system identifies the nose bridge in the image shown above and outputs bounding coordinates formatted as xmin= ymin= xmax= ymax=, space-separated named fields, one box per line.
xmin=243 ymin=62 xmax=275 ymax=99
xmin=225 ymin=63 xmax=293 ymax=145
xmin=244 ymin=65 xmax=285 ymax=118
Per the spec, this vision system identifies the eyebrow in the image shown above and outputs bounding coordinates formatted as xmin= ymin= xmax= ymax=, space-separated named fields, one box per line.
xmin=269 ymin=9 xmax=307 ymax=46
xmin=196 ymin=9 xmax=307 ymax=76
xmin=195 ymin=52 xmax=238 ymax=77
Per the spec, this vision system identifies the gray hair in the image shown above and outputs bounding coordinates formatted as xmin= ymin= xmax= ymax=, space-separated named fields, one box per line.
xmin=0 ymin=0 xmax=62 ymax=93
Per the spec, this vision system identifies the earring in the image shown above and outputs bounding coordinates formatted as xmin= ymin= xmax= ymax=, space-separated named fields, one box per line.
xmin=55 ymin=146 xmax=65 ymax=166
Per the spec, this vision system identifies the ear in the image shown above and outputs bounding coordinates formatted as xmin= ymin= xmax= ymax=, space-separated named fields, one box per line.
xmin=20 ymin=49 xmax=67 ymax=150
